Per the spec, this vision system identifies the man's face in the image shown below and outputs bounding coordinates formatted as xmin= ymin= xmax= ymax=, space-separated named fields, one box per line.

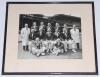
xmin=31 ymin=29 xmax=34 ymax=33
xmin=64 ymin=24 xmax=67 ymax=28
xmin=25 ymin=24 xmax=28 ymax=28
xmin=36 ymin=38 xmax=39 ymax=42
xmin=56 ymin=23 xmax=58 ymax=25
xmin=56 ymin=23 xmax=59 ymax=27
xmin=48 ymin=23 xmax=51 ymax=26
xmin=40 ymin=22 xmax=44 ymax=25
xmin=33 ymin=22 xmax=36 ymax=26
xmin=73 ymin=25 xmax=76 ymax=29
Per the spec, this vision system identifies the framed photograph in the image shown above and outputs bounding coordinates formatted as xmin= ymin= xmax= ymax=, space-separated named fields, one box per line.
xmin=2 ymin=2 xmax=98 ymax=75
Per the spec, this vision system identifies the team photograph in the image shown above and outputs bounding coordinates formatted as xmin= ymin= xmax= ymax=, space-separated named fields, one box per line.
xmin=18 ymin=14 xmax=82 ymax=59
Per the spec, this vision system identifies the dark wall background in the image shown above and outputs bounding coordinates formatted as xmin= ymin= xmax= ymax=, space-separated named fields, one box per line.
xmin=19 ymin=14 xmax=81 ymax=33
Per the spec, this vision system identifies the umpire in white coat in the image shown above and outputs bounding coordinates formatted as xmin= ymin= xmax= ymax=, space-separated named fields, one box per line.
xmin=21 ymin=23 xmax=30 ymax=51
xmin=70 ymin=24 xmax=80 ymax=50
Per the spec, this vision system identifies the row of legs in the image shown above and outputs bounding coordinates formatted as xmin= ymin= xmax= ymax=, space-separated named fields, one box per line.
xmin=22 ymin=43 xmax=80 ymax=51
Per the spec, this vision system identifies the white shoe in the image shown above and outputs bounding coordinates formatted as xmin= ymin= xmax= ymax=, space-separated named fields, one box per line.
xmin=36 ymin=53 xmax=40 ymax=57
xmin=41 ymin=53 xmax=45 ymax=55
xmin=72 ymin=49 xmax=77 ymax=52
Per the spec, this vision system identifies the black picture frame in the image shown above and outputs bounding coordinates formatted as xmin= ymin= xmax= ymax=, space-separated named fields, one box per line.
xmin=2 ymin=1 xmax=98 ymax=75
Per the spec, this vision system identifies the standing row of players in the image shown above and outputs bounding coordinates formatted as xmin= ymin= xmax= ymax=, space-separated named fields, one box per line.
xmin=20 ymin=22 xmax=80 ymax=56
xmin=29 ymin=22 xmax=70 ymax=40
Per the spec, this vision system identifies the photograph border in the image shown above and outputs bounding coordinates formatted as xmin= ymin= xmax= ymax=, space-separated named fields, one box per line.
xmin=2 ymin=1 xmax=98 ymax=75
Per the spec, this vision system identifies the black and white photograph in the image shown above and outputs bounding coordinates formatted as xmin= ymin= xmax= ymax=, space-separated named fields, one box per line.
xmin=18 ymin=14 xmax=82 ymax=59
xmin=2 ymin=2 xmax=98 ymax=75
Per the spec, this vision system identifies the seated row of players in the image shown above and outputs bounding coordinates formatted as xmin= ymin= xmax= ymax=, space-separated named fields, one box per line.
xmin=29 ymin=22 xmax=68 ymax=40
xmin=29 ymin=38 xmax=76 ymax=56
xmin=21 ymin=22 xmax=80 ymax=57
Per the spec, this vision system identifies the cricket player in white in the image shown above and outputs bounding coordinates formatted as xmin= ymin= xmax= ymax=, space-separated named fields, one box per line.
xmin=21 ymin=23 xmax=30 ymax=51
xmin=70 ymin=24 xmax=80 ymax=52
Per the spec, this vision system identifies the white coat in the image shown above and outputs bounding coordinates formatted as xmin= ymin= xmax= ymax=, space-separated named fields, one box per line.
xmin=70 ymin=28 xmax=80 ymax=43
xmin=21 ymin=27 xmax=30 ymax=46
